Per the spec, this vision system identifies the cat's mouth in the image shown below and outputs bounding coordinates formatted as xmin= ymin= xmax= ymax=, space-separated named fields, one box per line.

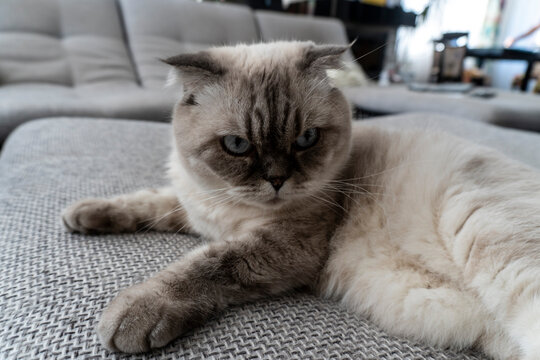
xmin=245 ymin=192 xmax=288 ymax=208
xmin=233 ymin=187 xmax=303 ymax=208
xmin=267 ymin=196 xmax=284 ymax=205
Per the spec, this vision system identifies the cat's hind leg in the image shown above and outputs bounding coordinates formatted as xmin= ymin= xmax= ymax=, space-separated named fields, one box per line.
xmin=62 ymin=187 xmax=189 ymax=234
xmin=440 ymin=189 xmax=540 ymax=359
xmin=457 ymin=226 xmax=540 ymax=360
xmin=322 ymin=254 xmax=508 ymax=355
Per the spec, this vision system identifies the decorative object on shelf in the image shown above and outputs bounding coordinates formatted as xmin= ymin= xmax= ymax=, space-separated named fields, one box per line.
xmin=431 ymin=32 xmax=469 ymax=83
xmin=360 ymin=0 xmax=386 ymax=6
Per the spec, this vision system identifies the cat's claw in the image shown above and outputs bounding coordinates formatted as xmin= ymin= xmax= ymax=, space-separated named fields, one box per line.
xmin=97 ymin=281 xmax=186 ymax=353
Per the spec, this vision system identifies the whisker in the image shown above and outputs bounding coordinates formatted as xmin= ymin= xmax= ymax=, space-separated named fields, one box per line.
xmin=309 ymin=192 xmax=348 ymax=215
xmin=172 ymin=221 xmax=191 ymax=237
xmin=346 ymin=42 xmax=389 ymax=64
xmin=137 ymin=203 xmax=185 ymax=234
xmin=319 ymin=180 xmax=394 ymax=243
xmin=192 ymin=187 xmax=230 ymax=196
xmin=325 ymin=180 xmax=385 ymax=188
xmin=307 ymin=194 xmax=342 ymax=216
xmin=302 ymin=42 xmax=389 ymax=107
xmin=332 ymin=159 xmax=437 ymax=182
xmin=321 ymin=184 xmax=385 ymax=198
xmin=323 ymin=182 xmax=385 ymax=194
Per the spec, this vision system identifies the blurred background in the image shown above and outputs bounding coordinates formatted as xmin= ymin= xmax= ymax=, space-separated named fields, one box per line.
xmin=247 ymin=0 xmax=540 ymax=91
xmin=1 ymin=0 xmax=539 ymax=145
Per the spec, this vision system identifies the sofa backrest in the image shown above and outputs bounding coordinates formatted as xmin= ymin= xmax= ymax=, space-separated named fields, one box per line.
xmin=0 ymin=0 xmax=137 ymax=87
xmin=255 ymin=10 xmax=369 ymax=86
xmin=119 ymin=0 xmax=260 ymax=89
xmin=255 ymin=11 xmax=355 ymax=62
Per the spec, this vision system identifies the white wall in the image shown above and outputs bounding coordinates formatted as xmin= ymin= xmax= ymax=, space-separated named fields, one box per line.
xmin=489 ymin=0 xmax=540 ymax=90
xmin=397 ymin=0 xmax=490 ymax=82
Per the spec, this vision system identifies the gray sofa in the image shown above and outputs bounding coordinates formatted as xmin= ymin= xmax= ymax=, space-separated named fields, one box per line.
xmin=343 ymin=85 xmax=540 ymax=132
xmin=2 ymin=0 xmax=540 ymax=146
xmin=0 ymin=0 xmax=177 ymax=142
xmin=10 ymin=113 xmax=540 ymax=359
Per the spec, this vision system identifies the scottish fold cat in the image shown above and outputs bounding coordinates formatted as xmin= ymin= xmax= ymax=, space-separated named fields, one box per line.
xmin=63 ymin=42 xmax=540 ymax=359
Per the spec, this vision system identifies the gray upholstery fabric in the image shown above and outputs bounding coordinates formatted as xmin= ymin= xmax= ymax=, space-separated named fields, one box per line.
xmin=0 ymin=0 xmax=136 ymax=87
xmin=120 ymin=0 xmax=260 ymax=88
xmin=255 ymin=11 xmax=357 ymax=63
xmin=364 ymin=112 xmax=540 ymax=169
xmin=6 ymin=114 xmax=539 ymax=359
xmin=345 ymin=85 xmax=540 ymax=131
xmin=0 ymin=0 xmax=181 ymax=144
xmin=0 ymin=84 xmax=177 ymax=143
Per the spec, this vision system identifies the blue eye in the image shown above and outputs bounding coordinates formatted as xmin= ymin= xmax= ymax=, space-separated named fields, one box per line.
xmin=222 ymin=135 xmax=252 ymax=156
xmin=294 ymin=128 xmax=319 ymax=150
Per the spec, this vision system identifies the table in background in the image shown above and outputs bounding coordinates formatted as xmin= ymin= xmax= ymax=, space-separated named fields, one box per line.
xmin=466 ymin=48 xmax=540 ymax=92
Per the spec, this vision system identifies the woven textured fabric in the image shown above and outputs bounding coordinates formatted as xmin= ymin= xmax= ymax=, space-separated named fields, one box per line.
xmin=0 ymin=117 xmax=490 ymax=359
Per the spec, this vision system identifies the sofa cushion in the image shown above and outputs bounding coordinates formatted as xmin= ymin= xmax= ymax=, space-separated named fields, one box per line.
xmin=120 ymin=0 xmax=260 ymax=88
xmin=345 ymin=85 xmax=540 ymax=131
xmin=0 ymin=116 xmax=495 ymax=359
xmin=368 ymin=112 xmax=540 ymax=169
xmin=256 ymin=11 xmax=351 ymax=61
xmin=255 ymin=11 xmax=369 ymax=86
xmin=0 ymin=0 xmax=137 ymax=87
xmin=0 ymin=84 xmax=177 ymax=143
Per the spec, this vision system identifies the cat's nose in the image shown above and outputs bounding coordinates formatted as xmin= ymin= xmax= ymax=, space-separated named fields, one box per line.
xmin=267 ymin=176 xmax=287 ymax=191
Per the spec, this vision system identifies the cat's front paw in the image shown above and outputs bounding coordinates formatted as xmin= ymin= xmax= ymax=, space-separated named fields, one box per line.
xmin=62 ymin=198 xmax=135 ymax=234
xmin=98 ymin=281 xmax=190 ymax=353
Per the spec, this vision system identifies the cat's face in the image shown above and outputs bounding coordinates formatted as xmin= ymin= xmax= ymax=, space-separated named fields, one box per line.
xmin=167 ymin=42 xmax=352 ymax=209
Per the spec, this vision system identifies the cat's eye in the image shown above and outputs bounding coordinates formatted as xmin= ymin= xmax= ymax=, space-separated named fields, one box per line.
xmin=294 ymin=128 xmax=319 ymax=150
xmin=221 ymin=135 xmax=252 ymax=156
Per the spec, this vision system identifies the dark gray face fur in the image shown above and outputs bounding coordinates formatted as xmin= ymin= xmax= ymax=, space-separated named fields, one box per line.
xmin=167 ymin=42 xmax=352 ymax=208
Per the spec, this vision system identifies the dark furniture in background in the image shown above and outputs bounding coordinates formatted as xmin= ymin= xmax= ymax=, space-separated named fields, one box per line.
xmin=245 ymin=0 xmax=417 ymax=80
xmin=246 ymin=0 xmax=283 ymax=11
xmin=431 ymin=32 xmax=469 ymax=83
xmin=314 ymin=1 xmax=416 ymax=26
xmin=315 ymin=1 xmax=417 ymax=79
xmin=466 ymin=48 xmax=540 ymax=92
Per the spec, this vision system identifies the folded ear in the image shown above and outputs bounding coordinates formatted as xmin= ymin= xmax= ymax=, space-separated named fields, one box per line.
xmin=299 ymin=44 xmax=349 ymax=72
xmin=161 ymin=51 xmax=225 ymax=89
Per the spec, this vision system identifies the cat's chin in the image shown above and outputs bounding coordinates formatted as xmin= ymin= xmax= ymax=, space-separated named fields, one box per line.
xmin=266 ymin=196 xmax=286 ymax=206
xmin=237 ymin=194 xmax=293 ymax=210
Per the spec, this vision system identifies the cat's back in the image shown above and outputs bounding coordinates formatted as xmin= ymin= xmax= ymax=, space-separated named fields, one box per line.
xmin=325 ymin=122 xmax=540 ymax=295
xmin=349 ymin=121 xmax=536 ymax=190
xmin=347 ymin=122 xmax=471 ymax=199
xmin=347 ymin=121 xmax=540 ymax=238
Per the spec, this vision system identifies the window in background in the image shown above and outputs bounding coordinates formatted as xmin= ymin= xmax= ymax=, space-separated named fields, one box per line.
xmin=491 ymin=0 xmax=540 ymax=89
xmin=396 ymin=0 xmax=493 ymax=82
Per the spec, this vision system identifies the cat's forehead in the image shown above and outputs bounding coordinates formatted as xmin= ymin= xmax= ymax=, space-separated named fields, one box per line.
xmin=209 ymin=42 xmax=307 ymax=71
xmin=183 ymin=41 xmax=345 ymax=138
xmin=224 ymin=74 xmax=301 ymax=144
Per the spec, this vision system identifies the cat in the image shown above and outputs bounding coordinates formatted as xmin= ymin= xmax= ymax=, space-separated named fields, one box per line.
xmin=62 ymin=41 xmax=540 ymax=359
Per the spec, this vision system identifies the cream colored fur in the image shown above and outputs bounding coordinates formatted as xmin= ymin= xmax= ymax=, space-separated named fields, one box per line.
xmin=321 ymin=125 xmax=540 ymax=359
